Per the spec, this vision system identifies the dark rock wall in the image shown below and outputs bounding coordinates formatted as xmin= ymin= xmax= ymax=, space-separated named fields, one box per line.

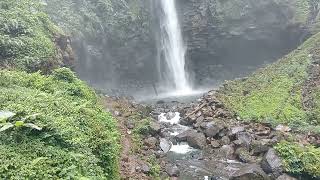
xmin=177 ymin=0 xmax=312 ymax=86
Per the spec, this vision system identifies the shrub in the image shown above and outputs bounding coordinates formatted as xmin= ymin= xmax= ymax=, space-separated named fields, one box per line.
xmin=0 ymin=69 xmax=120 ymax=179
xmin=275 ymin=141 xmax=320 ymax=178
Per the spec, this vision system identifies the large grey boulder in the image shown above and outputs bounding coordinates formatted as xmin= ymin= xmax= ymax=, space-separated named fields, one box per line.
xmin=231 ymin=164 xmax=269 ymax=180
xmin=261 ymin=149 xmax=283 ymax=178
xmin=176 ymin=129 xmax=207 ymax=149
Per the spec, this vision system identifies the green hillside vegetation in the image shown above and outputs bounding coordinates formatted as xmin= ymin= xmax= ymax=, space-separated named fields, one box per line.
xmin=0 ymin=0 xmax=64 ymax=71
xmin=218 ymin=33 xmax=320 ymax=132
xmin=0 ymin=68 xmax=120 ymax=179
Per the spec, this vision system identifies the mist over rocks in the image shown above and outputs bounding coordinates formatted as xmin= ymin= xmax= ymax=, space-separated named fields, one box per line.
xmin=45 ymin=0 xmax=320 ymax=97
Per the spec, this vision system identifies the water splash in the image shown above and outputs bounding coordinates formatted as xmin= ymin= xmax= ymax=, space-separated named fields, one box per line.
xmin=159 ymin=0 xmax=192 ymax=93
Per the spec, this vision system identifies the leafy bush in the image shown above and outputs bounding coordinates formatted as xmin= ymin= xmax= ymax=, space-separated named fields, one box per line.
xmin=0 ymin=0 xmax=62 ymax=71
xmin=275 ymin=141 xmax=320 ymax=178
xmin=0 ymin=69 xmax=120 ymax=179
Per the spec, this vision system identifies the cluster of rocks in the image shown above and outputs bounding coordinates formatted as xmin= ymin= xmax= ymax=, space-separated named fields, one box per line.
xmin=161 ymin=90 xmax=298 ymax=180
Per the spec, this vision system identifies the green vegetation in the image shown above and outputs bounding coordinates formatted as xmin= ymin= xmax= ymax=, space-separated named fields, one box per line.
xmin=0 ymin=68 xmax=120 ymax=179
xmin=275 ymin=141 xmax=320 ymax=178
xmin=217 ymin=33 xmax=320 ymax=131
xmin=0 ymin=0 xmax=64 ymax=71
xmin=45 ymin=0 xmax=151 ymax=44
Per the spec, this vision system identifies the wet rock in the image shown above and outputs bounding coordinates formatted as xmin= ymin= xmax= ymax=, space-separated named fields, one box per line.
xmin=229 ymin=126 xmax=245 ymax=136
xmin=237 ymin=132 xmax=253 ymax=149
xmin=220 ymin=145 xmax=235 ymax=159
xmin=276 ymin=174 xmax=297 ymax=180
xmin=165 ymin=112 xmax=176 ymax=120
xmin=180 ymin=114 xmax=197 ymax=125
xmin=149 ymin=121 xmax=161 ymax=135
xmin=141 ymin=164 xmax=150 ymax=174
xmin=275 ymin=125 xmax=291 ymax=133
xmin=211 ymin=140 xmax=221 ymax=148
xmin=165 ymin=164 xmax=180 ymax=177
xmin=235 ymin=148 xmax=256 ymax=163
xmin=125 ymin=119 xmax=135 ymax=129
xmin=144 ymin=137 xmax=158 ymax=149
xmin=251 ymin=139 xmax=271 ymax=155
xmin=261 ymin=149 xmax=283 ymax=178
xmin=231 ymin=164 xmax=269 ymax=180
xmin=160 ymin=138 xmax=172 ymax=153
xmin=114 ymin=111 xmax=121 ymax=116
xmin=221 ymin=136 xmax=231 ymax=145
xmin=187 ymin=131 xmax=207 ymax=149
xmin=203 ymin=121 xmax=225 ymax=138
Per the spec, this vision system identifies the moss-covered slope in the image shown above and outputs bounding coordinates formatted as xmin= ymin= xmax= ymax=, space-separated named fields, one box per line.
xmin=217 ymin=33 xmax=320 ymax=132
xmin=0 ymin=68 xmax=120 ymax=179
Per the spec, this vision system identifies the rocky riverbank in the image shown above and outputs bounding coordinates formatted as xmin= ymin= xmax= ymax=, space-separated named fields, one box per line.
xmin=106 ymin=90 xmax=320 ymax=180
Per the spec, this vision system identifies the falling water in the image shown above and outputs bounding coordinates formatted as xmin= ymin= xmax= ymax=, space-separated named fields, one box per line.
xmin=159 ymin=0 xmax=192 ymax=94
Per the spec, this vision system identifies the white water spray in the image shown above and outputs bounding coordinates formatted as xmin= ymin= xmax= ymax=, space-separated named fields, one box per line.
xmin=159 ymin=0 xmax=192 ymax=94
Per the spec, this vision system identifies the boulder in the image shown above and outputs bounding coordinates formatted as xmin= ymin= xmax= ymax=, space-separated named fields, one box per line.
xmin=221 ymin=136 xmax=231 ymax=145
xmin=160 ymin=138 xmax=172 ymax=153
xmin=220 ymin=145 xmax=235 ymax=159
xmin=250 ymin=139 xmax=271 ymax=155
xmin=166 ymin=164 xmax=180 ymax=177
xmin=141 ymin=164 xmax=150 ymax=174
xmin=187 ymin=131 xmax=207 ymax=149
xmin=235 ymin=148 xmax=257 ymax=163
xmin=144 ymin=137 xmax=158 ymax=149
xmin=231 ymin=164 xmax=269 ymax=180
xmin=261 ymin=149 xmax=283 ymax=178
xmin=237 ymin=132 xmax=253 ymax=149
xmin=176 ymin=129 xmax=207 ymax=149
xmin=149 ymin=121 xmax=161 ymax=135
xmin=125 ymin=119 xmax=135 ymax=129
xmin=211 ymin=140 xmax=221 ymax=148
xmin=203 ymin=121 xmax=225 ymax=138
xmin=276 ymin=174 xmax=297 ymax=180
xmin=229 ymin=126 xmax=245 ymax=136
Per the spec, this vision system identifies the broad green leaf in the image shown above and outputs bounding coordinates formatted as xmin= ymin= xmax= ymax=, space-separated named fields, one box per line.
xmin=0 ymin=123 xmax=14 ymax=132
xmin=24 ymin=123 xmax=42 ymax=130
xmin=0 ymin=111 xmax=16 ymax=122
xmin=15 ymin=121 xmax=25 ymax=127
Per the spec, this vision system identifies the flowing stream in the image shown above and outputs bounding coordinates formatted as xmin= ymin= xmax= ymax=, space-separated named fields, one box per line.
xmin=159 ymin=0 xmax=192 ymax=93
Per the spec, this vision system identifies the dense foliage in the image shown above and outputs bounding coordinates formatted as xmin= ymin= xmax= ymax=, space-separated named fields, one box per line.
xmin=0 ymin=68 xmax=120 ymax=179
xmin=45 ymin=0 xmax=151 ymax=44
xmin=275 ymin=141 xmax=320 ymax=178
xmin=0 ymin=0 xmax=63 ymax=71
xmin=218 ymin=33 xmax=320 ymax=132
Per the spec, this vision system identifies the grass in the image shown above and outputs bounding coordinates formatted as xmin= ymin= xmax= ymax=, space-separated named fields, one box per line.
xmin=217 ymin=33 xmax=320 ymax=131
xmin=0 ymin=68 xmax=120 ymax=179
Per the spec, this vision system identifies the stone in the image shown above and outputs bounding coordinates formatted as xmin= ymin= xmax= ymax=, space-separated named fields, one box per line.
xmin=229 ymin=126 xmax=245 ymax=136
xmin=141 ymin=164 xmax=150 ymax=174
xmin=221 ymin=136 xmax=231 ymax=145
xmin=237 ymin=132 xmax=253 ymax=149
xmin=251 ymin=139 xmax=271 ymax=155
xmin=204 ymin=121 xmax=224 ymax=138
xmin=114 ymin=111 xmax=121 ymax=116
xmin=144 ymin=137 xmax=158 ymax=149
xmin=275 ymin=125 xmax=291 ymax=132
xmin=125 ymin=119 xmax=135 ymax=129
xmin=276 ymin=174 xmax=297 ymax=180
xmin=149 ymin=121 xmax=161 ymax=135
xmin=165 ymin=112 xmax=176 ymax=120
xmin=166 ymin=164 xmax=180 ymax=177
xmin=231 ymin=164 xmax=269 ymax=180
xmin=261 ymin=148 xmax=283 ymax=178
xmin=187 ymin=131 xmax=207 ymax=149
xmin=235 ymin=148 xmax=256 ymax=163
xmin=221 ymin=145 xmax=235 ymax=159
xmin=211 ymin=140 xmax=221 ymax=148
xmin=160 ymin=138 xmax=172 ymax=153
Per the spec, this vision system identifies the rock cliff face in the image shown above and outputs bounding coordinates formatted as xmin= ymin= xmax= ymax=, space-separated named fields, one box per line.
xmin=46 ymin=0 xmax=320 ymax=96
xmin=177 ymin=0 xmax=320 ymax=86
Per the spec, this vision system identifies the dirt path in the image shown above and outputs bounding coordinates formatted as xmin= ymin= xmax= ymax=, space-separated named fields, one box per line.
xmin=102 ymin=97 xmax=150 ymax=180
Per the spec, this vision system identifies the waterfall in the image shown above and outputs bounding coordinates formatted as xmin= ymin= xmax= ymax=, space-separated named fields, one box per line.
xmin=159 ymin=0 xmax=192 ymax=93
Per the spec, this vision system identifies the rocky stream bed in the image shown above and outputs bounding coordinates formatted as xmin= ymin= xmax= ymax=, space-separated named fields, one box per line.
xmin=106 ymin=90 xmax=320 ymax=180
